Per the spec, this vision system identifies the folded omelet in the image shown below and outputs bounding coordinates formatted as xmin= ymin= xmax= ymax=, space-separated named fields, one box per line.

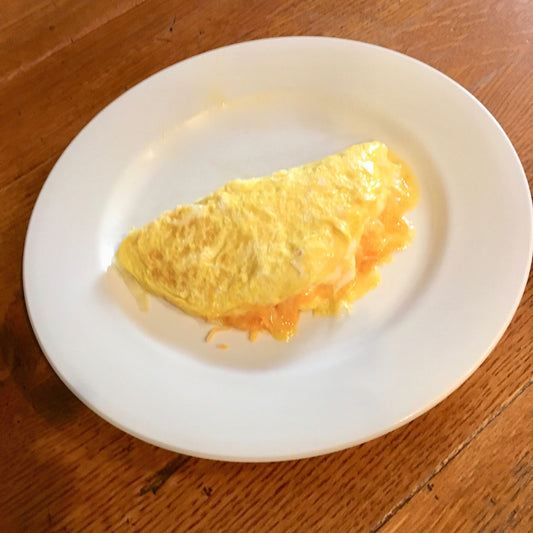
xmin=116 ymin=142 xmax=418 ymax=341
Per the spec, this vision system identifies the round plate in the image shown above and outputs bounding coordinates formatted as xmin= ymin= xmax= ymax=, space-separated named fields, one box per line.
xmin=23 ymin=37 xmax=532 ymax=461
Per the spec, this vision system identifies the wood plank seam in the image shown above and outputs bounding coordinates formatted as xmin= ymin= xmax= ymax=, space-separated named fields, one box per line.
xmin=0 ymin=0 xmax=149 ymax=88
xmin=370 ymin=378 xmax=532 ymax=533
xmin=0 ymin=0 xmax=56 ymax=34
xmin=0 ymin=153 xmax=59 ymax=197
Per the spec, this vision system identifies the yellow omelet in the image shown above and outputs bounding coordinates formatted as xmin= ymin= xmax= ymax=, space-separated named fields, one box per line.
xmin=115 ymin=141 xmax=418 ymax=341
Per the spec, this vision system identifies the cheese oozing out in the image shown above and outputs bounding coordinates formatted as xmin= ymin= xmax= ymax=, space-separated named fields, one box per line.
xmin=115 ymin=142 xmax=418 ymax=341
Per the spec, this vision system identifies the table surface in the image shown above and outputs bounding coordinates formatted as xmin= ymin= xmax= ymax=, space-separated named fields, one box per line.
xmin=1 ymin=1 xmax=532 ymax=531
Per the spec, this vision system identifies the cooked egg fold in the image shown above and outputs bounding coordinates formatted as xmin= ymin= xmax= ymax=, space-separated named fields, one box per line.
xmin=115 ymin=141 xmax=418 ymax=341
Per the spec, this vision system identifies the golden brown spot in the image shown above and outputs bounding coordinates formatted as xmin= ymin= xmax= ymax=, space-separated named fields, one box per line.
xmin=149 ymin=250 xmax=163 ymax=262
xmin=164 ymin=266 xmax=176 ymax=285
xmin=150 ymin=267 xmax=161 ymax=280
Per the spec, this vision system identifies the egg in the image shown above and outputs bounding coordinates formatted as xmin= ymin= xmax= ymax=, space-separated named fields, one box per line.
xmin=115 ymin=141 xmax=418 ymax=341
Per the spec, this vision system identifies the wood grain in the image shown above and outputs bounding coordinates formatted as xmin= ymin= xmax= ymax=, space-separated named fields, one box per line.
xmin=0 ymin=0 xmax=531 ymax=531
xmin=380 ymin=385 xmax=533 ymax=533
xmin=0 ymin=0 xmax=146 ymax=84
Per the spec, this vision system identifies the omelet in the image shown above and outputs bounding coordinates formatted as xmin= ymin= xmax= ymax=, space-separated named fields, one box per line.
xmin=116 ymin=141 xmax=418 ymax=341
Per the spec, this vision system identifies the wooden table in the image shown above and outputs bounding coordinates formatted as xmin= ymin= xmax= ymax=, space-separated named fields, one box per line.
xmin=1 ymin=1 xmax=532 ymax=531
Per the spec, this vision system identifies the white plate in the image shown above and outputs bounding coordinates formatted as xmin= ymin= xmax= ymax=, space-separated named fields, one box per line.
xmin=24 ymin=37 xmax=532 ymax=461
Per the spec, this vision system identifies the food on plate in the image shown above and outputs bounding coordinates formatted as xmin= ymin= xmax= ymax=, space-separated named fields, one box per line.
xmin=115 ymin=141 xmax=418 ymax=341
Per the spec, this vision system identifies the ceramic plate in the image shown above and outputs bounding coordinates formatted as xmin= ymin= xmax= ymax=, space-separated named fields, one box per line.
xmin=23 ymin=37 xmax=532 ymax=461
